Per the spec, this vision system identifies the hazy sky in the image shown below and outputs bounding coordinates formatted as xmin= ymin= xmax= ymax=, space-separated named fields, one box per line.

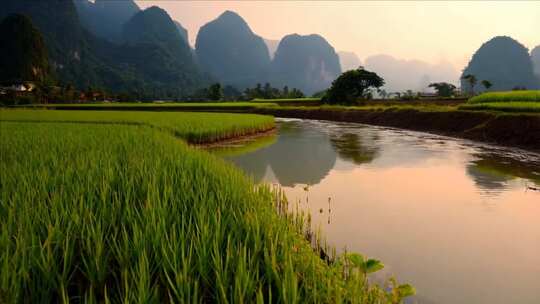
xmin=136 ymin=1 xmax=540 ymax=72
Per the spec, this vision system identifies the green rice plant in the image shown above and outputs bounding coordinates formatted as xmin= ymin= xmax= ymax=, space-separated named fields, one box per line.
xmin=0 ymin=120 xmax=411 ymax=303
xmin=0 ymin=110 xmax=275 ymax=143
xmin=468 ymin=90 xmax=540 ymax=104
xmin=458 ymin=102 xmax=540 ymax=113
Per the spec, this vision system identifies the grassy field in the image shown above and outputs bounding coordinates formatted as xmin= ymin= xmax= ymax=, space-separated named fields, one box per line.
xmin=0 ymin=110 xmax=275 ymax=144
xmin=458 ymin=102 xmax=540 ymax=113
xmin=0 ymin=111 xmax=412 ymax=303
xmin=468 ymin=90 xmax=540 ymax=103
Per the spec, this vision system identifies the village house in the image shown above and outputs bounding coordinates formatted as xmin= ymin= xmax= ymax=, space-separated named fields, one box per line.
xmin=0 ymin=81 xmax=36 ymax=95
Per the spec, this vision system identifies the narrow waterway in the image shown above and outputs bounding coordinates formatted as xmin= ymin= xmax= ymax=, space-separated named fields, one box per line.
xmin=212 ymin=118 xmax=540 ymax=304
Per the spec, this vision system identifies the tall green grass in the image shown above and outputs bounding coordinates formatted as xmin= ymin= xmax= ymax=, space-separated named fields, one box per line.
xmin=469 ymin=90 xmax=540 ymax=104
xmin=0 ymin=110 xmax=275 ymax=143
xmin=0 ymin=117 xmax=412 ymax=302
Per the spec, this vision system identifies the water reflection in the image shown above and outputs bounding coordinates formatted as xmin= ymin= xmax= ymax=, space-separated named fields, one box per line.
xmin=215 ymin=118 xmax=540 ymax=304
xmin=466 ymin=151 xmax=540 ymax=198
xmin=466 ymin=162 xmax=513 ymax=195
xmin=220 ymin=120 xmax=337 ymax=186
xmin=329 ymin=132 xmax=380 ymax=165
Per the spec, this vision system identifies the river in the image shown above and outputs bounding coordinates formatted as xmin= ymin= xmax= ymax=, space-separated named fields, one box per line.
xmin=211 ymin=118 xmax=540 ymax=304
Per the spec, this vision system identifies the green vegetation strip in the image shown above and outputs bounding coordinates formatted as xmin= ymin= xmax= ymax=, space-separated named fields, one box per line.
xmin=459 ymin=102 xmax=540 ymax=113
xmin=0 ymin=110 xmax=275 ymax=143
xmin=251 ymin=98 xmax=321 ymax=104
xmin=469 ymin=90 xmax=540 ymax=103
xmin=270 ymin=104 xmax=459 ymax=112
xmin=0 ymin=112 xmax=413 ymax=302
xmin=19 ymin=102 xmax=278 ymax=108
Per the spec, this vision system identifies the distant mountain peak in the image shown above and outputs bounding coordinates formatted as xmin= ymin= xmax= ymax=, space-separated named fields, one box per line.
xmin=123 ymin=6 xmax=190 ymax=52
xmin=220 ymin=10 xmax=243 ymax=20
xmin=338 ymin=51 xmax=362 ymax=72
xmin=195 ymin=10 xmax=270 ymax=87
xmin=531 ymin=45 xmax=540 ymax=79
xmin=74 ymin=0 xmax=140 ymax=42
xmin=271 ymin=33 xmax=341 ymax=95
xmin=133 ymin=6 xmax=170 ymax=21
xmin=2 ymin=0 xmax=208 ymax=96
xmin=461 ymin=35 xmax=538 ymax=91
xmin=94 ymin=0 xmax=140 ymax=11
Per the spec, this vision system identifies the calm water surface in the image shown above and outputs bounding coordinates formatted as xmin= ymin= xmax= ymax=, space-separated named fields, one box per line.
xmin=213 ymin=118 xmax=540 ymax=304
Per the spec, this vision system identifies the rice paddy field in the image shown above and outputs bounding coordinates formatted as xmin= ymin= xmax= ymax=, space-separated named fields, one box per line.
xmin=0 ymin=110 xmax=410 ymax=303
xmin=0 ymin=110 xmax=275 ymax=144
xmin=468 ymin=90 xmax=540 ymax=103
xmin=459 ymin=90 xmax=540 ymax=113
xmin=458 ymin=101 xmax=540 ymax=113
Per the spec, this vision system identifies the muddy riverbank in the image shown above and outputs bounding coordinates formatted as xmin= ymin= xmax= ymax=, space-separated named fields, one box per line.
xmin=253 ymin=108 xmax=540 ymax=152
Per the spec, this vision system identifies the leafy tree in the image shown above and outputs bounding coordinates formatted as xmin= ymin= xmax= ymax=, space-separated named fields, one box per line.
xmin=402 ymin=90 xmax=418 ymax=101
xmin=289 ymin=88 xmax=305 ymax=98
xmin=312 ymin=90 xmax=327 ymax=98
xmin=243 ymin=83 xmax=305 ymax=100
xmin=463 ymin=74 xmax=477 ymax=95
xmin=428 ymin=82 xmax=457 ymax=97
xmin=481 ymin=80 xmax=492 ymax=91
xmin=263 ymin=83 xmax=272 ymax=98
xmin=207 ymin=83 xmax=223 ymax=101
xmin=323 ymin=68 xmax=384 ymax=104
xmin=282 ymin=86 xmax=289 ymax=97
xmin=222 ymin=85 xmax=242 ymax=100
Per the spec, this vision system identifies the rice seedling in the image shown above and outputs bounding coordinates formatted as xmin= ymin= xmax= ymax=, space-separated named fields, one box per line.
xmin=0 ymin=117 xmax=412 ymax=302
xmin=468 ymin=90 xmax=540 ymax=104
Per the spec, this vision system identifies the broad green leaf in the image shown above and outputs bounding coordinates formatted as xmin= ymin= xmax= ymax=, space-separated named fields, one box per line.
xmin=397 ymin=284 xmax=416 ymax=298
xmin=364 ymin=259 xmax=384 ymax=273
xmin=346 ymin=253 xmax=365 ymax=267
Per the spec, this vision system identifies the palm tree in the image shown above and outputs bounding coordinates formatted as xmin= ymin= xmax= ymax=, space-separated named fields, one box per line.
xmin=481 ymin=80 xmax=492 ymax=91
xmin=463 ymin=74 xmax=477 ymax=95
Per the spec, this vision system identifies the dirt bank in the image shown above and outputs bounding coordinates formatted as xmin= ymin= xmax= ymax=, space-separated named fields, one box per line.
xmin=253 ymin=108 xmax=540 ymax=152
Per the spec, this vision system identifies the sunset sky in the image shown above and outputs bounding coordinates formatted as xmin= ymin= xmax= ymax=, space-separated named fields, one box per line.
xmin=136 ymin=1 xmax=540 ymax=73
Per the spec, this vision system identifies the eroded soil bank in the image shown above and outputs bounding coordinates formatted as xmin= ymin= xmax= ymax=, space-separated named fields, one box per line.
xmin=253 ymin=108 xmax=540 ymax=152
